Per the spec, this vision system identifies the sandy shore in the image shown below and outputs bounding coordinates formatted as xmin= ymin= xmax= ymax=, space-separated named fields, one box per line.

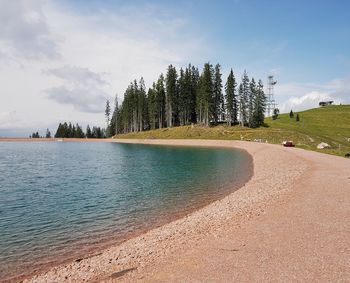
xmin=0 ymin=138 xmax=111 ymax=142
xmin=21 ymin=139 xmax=349 ymax=282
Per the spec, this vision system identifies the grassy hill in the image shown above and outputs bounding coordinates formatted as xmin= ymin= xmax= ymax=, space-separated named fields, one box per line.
xmin=116 ymin=105 xmax=350 ymax=157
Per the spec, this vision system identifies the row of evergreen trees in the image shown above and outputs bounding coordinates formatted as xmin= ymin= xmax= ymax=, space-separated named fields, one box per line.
xmin=106 ymin=63 xmax=267 ymax=136
xmin=30 ymin=132 xmax=41 ymax=138
xmin=54 ymin=122 xmax=106 ymax=138
xmin=30 ymin=129 xmax=51 ymax=138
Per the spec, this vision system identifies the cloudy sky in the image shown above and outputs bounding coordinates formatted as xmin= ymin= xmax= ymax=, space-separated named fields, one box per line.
xmin=1 ymin=0 xmax=349 ymax=136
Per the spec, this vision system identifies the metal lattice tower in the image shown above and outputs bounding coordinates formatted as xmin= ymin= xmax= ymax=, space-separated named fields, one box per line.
xmin=266 ymin=75 xmax=277 ymax=117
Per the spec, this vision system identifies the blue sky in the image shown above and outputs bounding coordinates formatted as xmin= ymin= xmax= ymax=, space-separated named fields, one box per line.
xmin=0 ymin=0 xmax=349 ymax=136
xmin=65 ymin=0 xmax=350 ymax=82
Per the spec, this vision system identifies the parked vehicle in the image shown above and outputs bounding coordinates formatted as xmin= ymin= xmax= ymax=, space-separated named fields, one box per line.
xmin=282 ymin=141 xmax=295 ymax=147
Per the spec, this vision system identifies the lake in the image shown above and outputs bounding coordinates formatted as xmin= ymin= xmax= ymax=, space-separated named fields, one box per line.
xmin=0 ymin=141 xmax=252 ymax=281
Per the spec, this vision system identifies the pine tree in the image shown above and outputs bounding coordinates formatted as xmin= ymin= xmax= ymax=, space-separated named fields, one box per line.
xmin=290 ymin=110 xmax=294 ymax=118
xmin=74 ymin=124 xmax=85 ymax=138
xmin=72 ymin=124 xmax=76 ymax=138
xmin=115 ymin=95 xmax=119 ymax=134
xmin=248 ymin=78 xmax=256 ymax=127
xmin=147 ymin=84 xmax=157 ymax=130
xmin=31 ymin=132 xmax=40 ymax=138
xmin=138 ymin=77 xmax=147 ymax=132
xmin=114 ymin=63 xmax=268 ymax=134
xmin=120 ymin=84 xmax=131 ymax=133
xmin=55 ymin=122 xmax=68 ymax=138
xmin=86 ymin=125 xmax=92 ymax=138
xmin=213 ymin=63 xmax=223 ymax=124
xmin=132 ymin=80 xmax=138 ymax=132
xmin=105 ymin=99 xmax=111 ymax=125
xmin=155 ymin=74 xmax=166 ymax=129
xmin=91 ymin=126 xmax=105 ymax=138
xmin=67 ymin=122 xmax=73 ymax=138
xmin=238 ymin=83 xmax=244 ymax=126
xmin=119 ymin=79 xmax=147 ymax=133
xmin=63 ymin=122 xmax=68 ymax=137
xmin=240 ymin=71 xmax=249 ymax=126
xmin=178 ymin=67 xmax=186 ymax=126
xmin=252 ymin=80 xmax=267 ymax=127
xmin=46 ymin=129 xmax=51 ymax=138
xmin=105 ymin=100 xmax=111 ymax=136
xmin=165 ymin=65 xmax=178 ymax=128
xmin=93 ymin=127 xmax=98 ymax=138
xmin=109 ymin=94 xmax=119 ymax=136
xmin=225 ymin=69 xmax=237 ymax=126
xmin=178 ymin=64 xmax=198 ymax=125
xmin=54 ymin=123 xmax=62 ymax=138
xmin=190 ymin=65 xmax=199 ymax=123
xmin=197 ymin=63 xmax=214 ymax=126
xmin=74 ymin=124 xmax=79 ymax=138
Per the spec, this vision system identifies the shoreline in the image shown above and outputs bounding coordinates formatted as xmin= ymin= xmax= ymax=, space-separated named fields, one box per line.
xmin=0 ymin=138 xmax=112 ymax=142
xmin=9 ymin=139 xmax=350 ymax=282
xmin=3 ymin=143 xmax=253 ymax=283
xmin=2 ymin=140 xmax=254 ymax=283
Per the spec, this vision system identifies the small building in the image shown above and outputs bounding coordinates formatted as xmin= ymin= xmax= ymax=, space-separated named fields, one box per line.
xmin=319 ymin=101 xmax=333 ymax=107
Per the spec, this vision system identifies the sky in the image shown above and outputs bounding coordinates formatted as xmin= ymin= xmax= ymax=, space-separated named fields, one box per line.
xmin=1 ymin=0 xmax=349 ymax=137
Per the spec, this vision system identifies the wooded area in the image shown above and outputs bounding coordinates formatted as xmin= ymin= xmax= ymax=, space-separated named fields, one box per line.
xmin=107 ymin=63 xmax=267 ymax=136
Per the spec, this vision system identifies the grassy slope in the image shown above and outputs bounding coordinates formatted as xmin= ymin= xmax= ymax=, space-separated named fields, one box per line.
xmin=116 ymin=105 xmax=350 ymax=157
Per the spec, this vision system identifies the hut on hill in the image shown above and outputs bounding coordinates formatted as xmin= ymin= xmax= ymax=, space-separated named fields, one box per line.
xmin=319 ymin=101 xmax=333 ymax=107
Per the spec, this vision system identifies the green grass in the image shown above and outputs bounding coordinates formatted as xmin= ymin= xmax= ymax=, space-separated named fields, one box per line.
xmin=116 ymin=105 xmax=350 ymax=157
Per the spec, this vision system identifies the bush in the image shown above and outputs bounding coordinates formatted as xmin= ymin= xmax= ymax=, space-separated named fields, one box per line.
xmin=272 ymin=108 xmax=280 ymax=120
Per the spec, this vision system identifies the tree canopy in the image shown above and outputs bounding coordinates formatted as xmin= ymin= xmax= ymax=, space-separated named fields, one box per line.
xmin=109 ymin=63 xmax=267 ymax=136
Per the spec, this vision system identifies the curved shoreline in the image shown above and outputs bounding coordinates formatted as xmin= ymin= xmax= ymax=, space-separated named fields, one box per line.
xmin=3 ymin=141 xmax=253 ymax=283
xmin=22 ymin=139 xmax=349 ymax=282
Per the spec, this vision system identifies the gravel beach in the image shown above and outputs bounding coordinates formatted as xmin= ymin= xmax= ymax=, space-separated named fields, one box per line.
xmin=22 ymin=139 xmax=350 ymax=282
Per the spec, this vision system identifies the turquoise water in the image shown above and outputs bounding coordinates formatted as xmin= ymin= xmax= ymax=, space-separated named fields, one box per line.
xmin=0 ymin=142 xmax=252 ymax=281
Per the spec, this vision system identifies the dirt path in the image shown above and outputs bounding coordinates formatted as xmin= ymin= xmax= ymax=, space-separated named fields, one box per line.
xmin=134 ymin=146 xmax=350 ymax=282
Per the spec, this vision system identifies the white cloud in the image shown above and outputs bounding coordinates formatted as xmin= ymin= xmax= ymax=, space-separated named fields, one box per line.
xmin=0 ymin=0 xmax=59 ymax=59
xmin=43 ymin=65 xmax=109 ymax=86
xmin=0 ymin=111 xmax=22 ymax=129
xmin=44 ymin=65 xmax=111 ymax=113
xmin=327 ymin=77 xmax=350 ymax=101
xmin=277 ymin=77 xmax=350 ymax=113
xmin=0 ymin=1 xmax=206 ymax=135
xmin=1 ymin=1 xmax=348 ymax=136
xmin=46 ymin=86 xmax=109 ymax=113
xmin=44 ymin=1 xmax=205 ymax=82
xmin=280 ymin=91 xmax=331 ymax=113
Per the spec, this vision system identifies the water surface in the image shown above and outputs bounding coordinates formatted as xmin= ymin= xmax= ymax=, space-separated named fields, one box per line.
xmin=0 ymin=142 xmax=252 ymax=281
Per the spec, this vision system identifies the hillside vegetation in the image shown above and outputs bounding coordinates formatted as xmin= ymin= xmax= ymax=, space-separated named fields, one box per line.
xmin=116 ymin=105 xmax=350 ymax=157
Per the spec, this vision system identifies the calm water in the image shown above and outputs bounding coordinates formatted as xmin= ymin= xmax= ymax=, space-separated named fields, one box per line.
xmin=0 ymin=142 xmax=252 ymax=281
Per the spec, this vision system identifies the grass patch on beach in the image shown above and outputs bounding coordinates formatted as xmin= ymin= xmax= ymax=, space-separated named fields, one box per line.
xmin=116 ymin=105 xmax=350 ymax=157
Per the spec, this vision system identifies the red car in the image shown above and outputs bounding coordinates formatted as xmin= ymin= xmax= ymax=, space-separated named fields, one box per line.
xmin=283 ymin=141 xmax=295 ymax=147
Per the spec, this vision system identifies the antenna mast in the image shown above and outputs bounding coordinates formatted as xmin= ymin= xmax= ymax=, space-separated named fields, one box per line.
xmin=266 ymin=75 xmax=277 ymax=117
